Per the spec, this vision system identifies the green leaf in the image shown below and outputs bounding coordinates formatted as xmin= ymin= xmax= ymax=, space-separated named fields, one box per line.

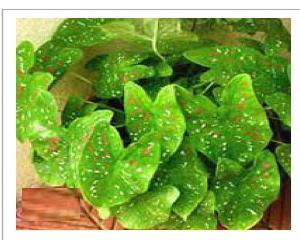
xmin=31 ymin=126 xmax=70 ymax=184
xmin=213 ymin=151 xmax=280 ymax=230
xmin=184 ymin=46 xmax=290 ymax=101
xmin=113 ymin=185 xmax=180 ymax=229
xmin=175 ymin=74 xmax=272 ymax=165
xmin=124 ymin=82 xmax=186 ymax=161
xmin=156 ymin=191 xmax=217 ymax=230
xmin=61 ymin=96 xmax=98 ymax=127
xmin=153 ymin=138 xmax=208 ymax=220
xmin=53 ymin=18 xmax=121 ymax=47
xmin=32 ymin=151 xmax=65 ymax=186
xmin=33 ymin=40 xmax=83 ymax=83
xmin=275 ymin=144 xmax=291 ymax=177
xmin=265 ymin=92 xmax=291 ymax=127
xmin=16 ymin=72 xmax=58 ymax=142
xmin=94 ymin=52 xmax=156 ymax=98
xmin=67 ymin=110 xmax=114 ymax=187
xmin=16 ymin=41 xmax=35 ymax=83
xmin=78 ymin=132 xmax=161 ymax=208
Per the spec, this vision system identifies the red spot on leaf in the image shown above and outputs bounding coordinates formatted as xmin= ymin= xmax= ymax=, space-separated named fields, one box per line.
xmin=232 ymin=116 xmax=242 ymax=122
xmin=45 ymin=66 xmax=56 ymax=74
xmin=196 ymin=107 xmax=204 ymax=114
xmin=49 ymin=145 xmax=58 ymax=153
xmin=262 ymin=162 xmax=271 ymax=169
xmin=128 ymin=97 xmax=135 ymax=104
xmin=51 ymin=137 xmax=60 ymax=143
xmin=237 ymin=97 xmax=247 ymax=111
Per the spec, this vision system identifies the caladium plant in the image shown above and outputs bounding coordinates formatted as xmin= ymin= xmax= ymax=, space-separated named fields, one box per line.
xmin=16 ymin=18 xmax=291 ymax=230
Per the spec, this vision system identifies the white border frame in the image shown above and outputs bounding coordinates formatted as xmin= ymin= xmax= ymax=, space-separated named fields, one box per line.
xmin=2 ymin=9 xmax=299 ymax=240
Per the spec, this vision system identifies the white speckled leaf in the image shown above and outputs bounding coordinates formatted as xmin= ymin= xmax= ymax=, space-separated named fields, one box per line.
xmin=113 ymin=185 xmax=180 ymax=229
xmin=79 ymin=132 xmax=161 ymax=208
xmin=94 ymin=52 xmax=155 ymax=98
xmin=66 ymin=110 xmax=114 ymax=187
xmin=31 ymin=126 xmax=70 ymax=184
xmin=125 ymin=82 xmax=186 ymax=161
xmin=265 ymin=92 xmax=291 ymax=127
xmin=176 ymin=74 xmax=272 ymax=165
xmin=156 ymin=191 xmax=217 ymax=230
xmin=214 ymin=151 xmax=280 ymax=230
xmin=17 ymin=72 xmax=58 ymax=142
xmin=16 ymin=41 xmax=34 ymax=84
xmin=275 ymin=144 xmax=291 ymax=177
xmin=184 ymin=46 xmax=290 ymax=101
xmin=153 ymin=138 xmax=208 ymax=220
xmin=34 ymin=40 xmax=83 ymax=83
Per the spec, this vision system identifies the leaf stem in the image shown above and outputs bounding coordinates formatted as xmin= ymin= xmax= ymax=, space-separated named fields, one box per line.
xmin=70 ymin=72 xmax=93 ymax=85
xmin=152 ymin=19 xmax=165 ymax=61
xmin=201 ymin=82 xmax=214 ymax=95
xmin=271 ymin=139 xmax=287 ymax=145
xmin=95 ymin=101 xmax=124 ymax=114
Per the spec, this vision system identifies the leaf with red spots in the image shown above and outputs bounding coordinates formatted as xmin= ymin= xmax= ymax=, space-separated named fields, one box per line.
xmin=176 ymin=74 xmax=272 ymax=166
xmin=152 ymin=138 xmax=208 ymax=220
xmin=31 ymin=126 xmax=70 ymax=185
xmin=33 ymin=40 xmax=82 ymax=84
xmin=124 ymin=81 xmax=186 ymax=162
xmin=78 ymin=132 xmax=160 ymax=208
xmin=275 ymin=144 xmax=291 ymax=177
xmin=66 ymin=110 xmax=115 ymax=187
xmin=94 ymin=52 xmax=156 ymax=99
xmin=112 ymin=185 xmax=180 ymax=229
xmin=265 ymin=92 xmax=291 ymax=127
xmin=184 ymin=46 xmax=290 ymax=101
xmin=156 ymin=191 xmax=217 ymax=230
xmin=213 ymin=151 xmax=280 ymax=229
xmin=16 ymin=71 xmax=58 ymax=142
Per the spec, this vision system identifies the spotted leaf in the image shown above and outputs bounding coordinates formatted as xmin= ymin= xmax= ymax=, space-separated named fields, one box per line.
xmin=113 ymin=185 xmax=180 ymax=229
xmin=94 ymin=52 xmax=156 ymax=98
xmin=32 ymin=152 xmax=65 ymax=186
xmin=61 ymin=96 xmax=98 ymax=127
xmin=66 ymin=110 xmax=114 ymax=187
xmin=33 ymin=40 xmax=83 ymax=83
xmin=31 ymin=126 xmax=70 ymax=184
xmin=176 ymin=74 xmax=272 ymax=165
xmin=276 ymin=144 xmax=291 ymax=177
xmin=16 ymin=72 xmax=58 ymax=142
xmin=53 ymin=18 xmax=124 ymax=48
xmin=125 ymin=81 xmax=186 ymax=161
xmin=79 ymin=132 xmax=161 ymax=208
xmin=184 ymin=46 xmax=290 ymax=101
xmin=16 ymin=41 xmax=35 ymax=84
xmin=265 ymin=92 xmax=291 ymax=127
xmin=152 ymin=138 xmax=208 ymax=220
xmin=156 ymin=191 xmax=217 ymax=230
xmin=213 ymin=151 xmax=280 ymax=229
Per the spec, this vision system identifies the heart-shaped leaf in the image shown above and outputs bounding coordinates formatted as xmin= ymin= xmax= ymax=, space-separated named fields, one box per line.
xmin=184 ymin=46 xmax=290 ymax=101
xmin=156 ymin=191 xmax=217 ymax=230
xmin=213 ymin=151 xmax=280 ymax=229
xmin=124 ymin=81 xmax=186 ymax=161
xmin=152 ymin=138 xmax=208 ymax=220
xmin=176 ymin=74 xmax=272 ymax=165
xmin=275 ymin=144 xmax=291 ymax=177
xmin=67 ymin=110 xmax=114 ymax=187
xmin=79 ymin=132 xmax=161 ymax=208
xmin=113 ymin=185 xmax=180 ymax=229
xmin=33 ymin=40 xmax=83 ymax=83
xmin=94 ymin=52 xmax=156 ymax=98
xmin=265 ymin=92 xmax=291 ymax=127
